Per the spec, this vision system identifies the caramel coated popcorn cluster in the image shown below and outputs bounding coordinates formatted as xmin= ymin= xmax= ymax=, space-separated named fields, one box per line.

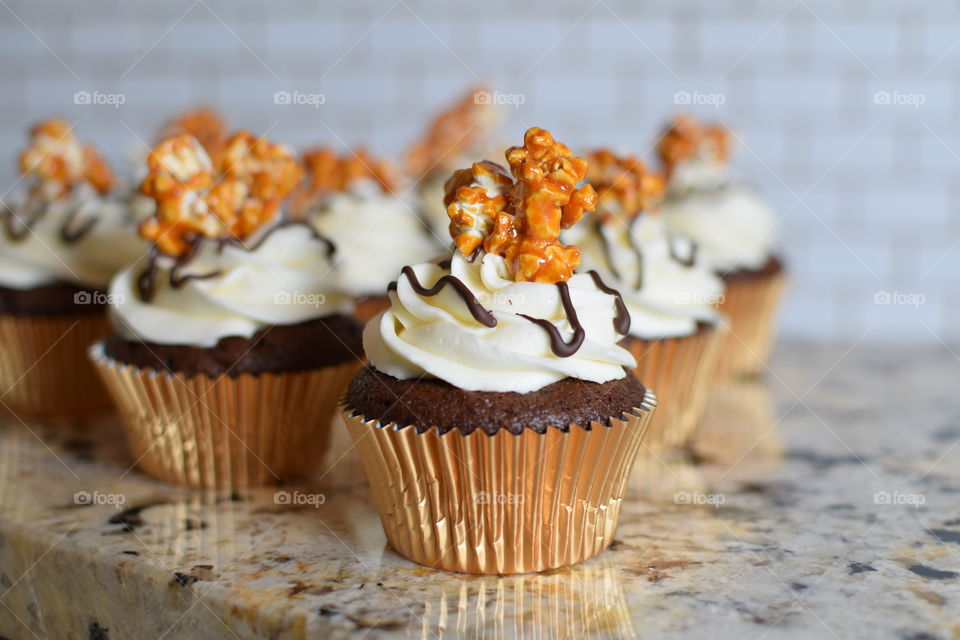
xmin=291 ymin=148 xmax=398 ymax=216
xmin=445 ymin=127 xmax=597 ymax=283
xmin=19 ymin=119 xmax=114 ymax=200
xmin=139 ymin=131 xmax=303 ymax=256
xmin=584 ymin=150 xmax=665 ymax=221
xmin=657 ymin=115 xmax=730 ymax=179
xmin=158 ymin=107 xmax=228 ymax=166
xmin=405 ymin=86 xmax=496 ymax=181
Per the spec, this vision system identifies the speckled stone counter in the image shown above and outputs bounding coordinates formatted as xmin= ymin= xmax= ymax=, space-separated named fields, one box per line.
xmin=1 ymin=342 xmax=959 ymax=639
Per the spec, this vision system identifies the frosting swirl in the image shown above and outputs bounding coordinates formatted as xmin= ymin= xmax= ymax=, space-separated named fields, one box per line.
xmin=565 ymin=212 xmax=724 ymax=339
xmin=0 ymin=186 xmax=146 ymax=290
xmin=364 ymin=250 xmax=635 ymax=393
xmin=661 ymin=160 xmax=777 ymax=273
xmin=110 ymin=223 xmax=353 ymax=347
xmin=307 ymin=185 xmax=441 ymax=298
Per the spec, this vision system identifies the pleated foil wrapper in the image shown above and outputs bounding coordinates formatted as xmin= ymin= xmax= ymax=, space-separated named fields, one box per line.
xmin=715 ymin=268 xmax=787 ymax=380
xmin=622 ymin=323 xmax=725 ymax=453
xmin=89 ymin=342 xmax=360 ymax=488
xmin=0 ymin=312 xmax=112 ymax=418
xmin=342 ymin=387 xmax=657 ymax=575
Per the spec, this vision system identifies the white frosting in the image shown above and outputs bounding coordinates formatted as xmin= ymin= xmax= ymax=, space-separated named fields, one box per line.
xmin=109 ymin=224 xmax=353 ymax=347
xmin=364 ymin=251 xmax=636 ymax=393
xmin=307 ymin=185 xmax=441 ymax=298
xmin=415 ymin=175 xmax=456 ymax=245
xmin=0 ymin=186 xmax=147 ymax=290
xmin=565 ymin=213 xmax=724 ymax=339
xmin=661 ymin=160 xmax=777 ymax=272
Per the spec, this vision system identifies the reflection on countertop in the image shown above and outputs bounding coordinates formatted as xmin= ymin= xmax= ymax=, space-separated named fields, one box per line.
xmin=1 ymin=341 xmax=959 ymax=639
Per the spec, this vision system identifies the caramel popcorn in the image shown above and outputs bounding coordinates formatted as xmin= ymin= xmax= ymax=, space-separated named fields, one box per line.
xmin=158 ymin=107 xmax=228 ymax=165
xmin=19 ymin=118 xmax=114 ymax=199
xmin=405 ymin=86 xmax=497 ymax=181
xmin=291 ymin=147 xmax=398 ymax=216
xmin=139 ymin=131 xmax=302 ymax=256
xmin=444 ymin=127 xmax=597 ymax=283
xmin=584 ymin=149 xmax=665 ymax=221
xmin=657 ymin=115 xmax=730 ymax=179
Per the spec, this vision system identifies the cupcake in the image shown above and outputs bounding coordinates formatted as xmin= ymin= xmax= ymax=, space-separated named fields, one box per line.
xmin=0 ymin=119 xmax=146 ymax=417
xmin=291 ymin=148 xmax=438 ymax=323
xmin=657 ymin=116 xmax=786 ymax=378
xmin=405 ymin=86 xmax=501 ymax=243
xmin=565 ymin=150 xmax=726 ymax=451
xmin=343 ymin=127 xmax=657 ymax=575
xmin=90 ymin=131 xmax=363 ymax=488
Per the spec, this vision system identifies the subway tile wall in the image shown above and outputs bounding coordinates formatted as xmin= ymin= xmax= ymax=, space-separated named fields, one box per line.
xmin=1 ymin=0 xmax=957 ymax=344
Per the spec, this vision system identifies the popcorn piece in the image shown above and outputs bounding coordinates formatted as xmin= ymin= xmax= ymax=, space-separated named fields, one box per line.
xmin=657 ymin=115 xmax=730 ymax=179
xmin=139 ymin=131 xmax=303 ymax=256
xmin=444 ymin=127 xmax=597 ymax=283
xmin=158 ymin=107 xmax=228 ymax=165
xmin=444 ymin=160 xmax=512 ymax=256
xmin=584 ymin=149 xmax=665 ymax=221
xmin=405 ymin=86 xmax=497 ymax=180
xmin=19 ymin=118 xmax=114 ymax=199
xmin=291 ymin=147 xmax=398 ymax=216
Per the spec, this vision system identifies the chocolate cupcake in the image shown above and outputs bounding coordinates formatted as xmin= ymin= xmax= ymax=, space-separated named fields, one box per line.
xmin=657 ymin=115 xmax=787 ymax=379
xmin=0 ymin=119 xmax=146 ymax=417
xmin=343 ymin=127 xmax=657 ymax=575
xmin=90 ymin=131 xmax=362 ymax=488
xmin=564 ymin=150 xmax=726 ymax=451
xmin=292 ymin=148 xmax=438 ymax=324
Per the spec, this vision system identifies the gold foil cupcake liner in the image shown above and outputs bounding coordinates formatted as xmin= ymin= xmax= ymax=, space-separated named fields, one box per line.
xmin=89 ymin=343 xmax=359 ymax=488
xmin=715 ymin=269 xmax=787 ymax=379
xmin=342 ymin=387 xmax=657 ymax=575
xmin=622 ymin=323 xmax=725 ymax=453
xmin=0 ymin=312 xmax=112 ymax=418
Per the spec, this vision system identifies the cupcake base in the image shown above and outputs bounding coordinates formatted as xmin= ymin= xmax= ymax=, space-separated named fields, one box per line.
xmin=0 ymin=312 xmax=112 ymax=418
xmin=342 ymin=372 xmax=657 ymax=575
xmin=621 ymin=322 xmax=725 ymax=452
xmin=716 ymin=256 xmax=786 ymax=379
xmin=90 ymin=343 xmax=360 ymax=488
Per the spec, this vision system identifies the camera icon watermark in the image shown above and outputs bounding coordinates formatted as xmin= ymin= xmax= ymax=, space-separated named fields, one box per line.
xmin=873 ymin=290 xmax=925 ymax=308
xmin=474 ymin=491 xmax=525 ymax=505
xmin=873 ymin=490 xmax=925 ymax=508
xmin=73 ymin=90 xmax=126 ymax=109
xmin=74 ymin=291 xmax=125 ymax=307
xmin=674 ymin=491 xmax=726 ymax=508
xmin=673 ymin=90 xmax=726 ymax=108
xmin=473 ymin=89 xmax=525 ymax=108
xmin=873 ymin=90 xmax=925 ymax=108
xmin=273 ymin=290 xmax=326 ymax=308
xmin=273 ymin=90 xmax=325 ymax=108
xmin=74 ymin=490 xmax=127 ymax=508
xmin=274 ymin=490 xmax=326 ymax=508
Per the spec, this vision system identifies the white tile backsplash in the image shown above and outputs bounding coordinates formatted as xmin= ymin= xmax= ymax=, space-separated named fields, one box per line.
xmin=1 ymin=0 xmax=958 ymax=343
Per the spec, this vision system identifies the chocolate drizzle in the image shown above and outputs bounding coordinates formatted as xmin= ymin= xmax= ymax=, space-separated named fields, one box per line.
xmin=2 ymin=201 xmax=101 ymax=245
xmin=135 ymin=221 xmax=335 ymax=303
xmin=519 ymin=282 xmax=585 ymax=358
xmin=587 ymin=270 xmax=631 ymax=335
xmin=392 ymin=265 xmax=497 ymax=327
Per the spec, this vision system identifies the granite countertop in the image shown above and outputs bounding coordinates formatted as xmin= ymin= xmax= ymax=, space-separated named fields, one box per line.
xmin=1 ymin=341 xmax=959 ymax=639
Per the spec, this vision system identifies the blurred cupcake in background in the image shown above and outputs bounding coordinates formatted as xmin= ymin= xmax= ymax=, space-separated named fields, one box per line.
xmin=566 ymin=149 xmax=725 ymax=452
xmin=90 ymin=131 xmax=362 ymax=487
xmin=0 ymin=119 xmax=147 ymax=417
xmin=657 ymin=115 xmax=786 ymax=379
xmin=405 ymin=86 xmax=501 ymax=243
xmin=344 ymin=127 xmax=656 ymax=574
xmin=292 ymin=147 xmax=438 ymax=323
